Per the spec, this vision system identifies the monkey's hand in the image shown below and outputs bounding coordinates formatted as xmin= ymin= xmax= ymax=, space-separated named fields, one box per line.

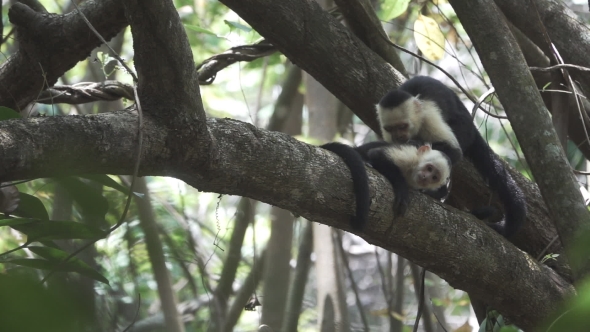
xmin=421 ymin=185 xmax=448 ymax=201
xmin=431 ymin=141 xmax=462 ymax=164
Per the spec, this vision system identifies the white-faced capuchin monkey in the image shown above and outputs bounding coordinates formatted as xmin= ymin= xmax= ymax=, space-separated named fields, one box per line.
xmin=383 ymin=144 xmax=451 ymax=191
xmin=321 ymin=141 xmax=451 ymax=231
xmin=360 ymin=141 xmax=451 ymax=215
xmin=376 ymin=76 xmax=527 ymax=238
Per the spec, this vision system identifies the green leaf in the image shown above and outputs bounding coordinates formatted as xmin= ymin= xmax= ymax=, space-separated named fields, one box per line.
xmin=79 ymin=174 xmax=129 ymax=195
xmin=0 ymin=218 xmax=39 ymax=227
xmin=224 ymin=20 xmax=252 ymax=32
xmin=28 ymin=246 xmax=110 ymax=284
xmin=10 ymin=220 xmax=107 ymax=241
xmin=9 ymin=258 xmax=57 ymax=270
xmin=0 ymin=106 xmax=20 ymax=121
xmin=380 ymin=0 xmax=411 ymax=21
xmin=56 ymin=177 xmax=109 ymax=220
xmin=184 ymin=24 xmax=218 ymax=36
xmin=12 ymin=193 xmax=49 ymax=220
xmin=28 ymin=246 xmax=71 ymax=261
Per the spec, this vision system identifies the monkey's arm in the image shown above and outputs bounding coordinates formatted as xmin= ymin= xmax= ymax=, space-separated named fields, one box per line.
xmin=366 ymin=148 xmax=410 ymax=216
xmin=431 ymin=141 xmax=462 ymax=164
xmin=354 ymin=141 xmax=391 ymax=161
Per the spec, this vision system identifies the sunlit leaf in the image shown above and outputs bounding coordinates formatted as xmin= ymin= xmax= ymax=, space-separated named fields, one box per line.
xmin=12 ymin=193 xmax=49 ymax=220
xmin=10 ymin=220 xmax=107 ymax=241
xmin=0 ymin=106 xmax=20 ymax=121
xmin=380 ymin=0 xmax=411 ymax=20
xmin=79 ymin=174 xmax=129 ymax=195
xmin=414 ymin=14 xmax=445 ymax=61
xmin=9 ymin=258 xmax=60 ymax=270
xmin=224 ymin=20 xmax=252 ymax=32
xmin=28 ymin=246 xmax=110 ymax=284
xmin=184 ymin=24 xmax=218 ymax=36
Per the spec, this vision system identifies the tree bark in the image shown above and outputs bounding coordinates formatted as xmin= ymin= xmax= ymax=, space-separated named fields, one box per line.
xmin=449 ymin=0 xmax=590 ymax=281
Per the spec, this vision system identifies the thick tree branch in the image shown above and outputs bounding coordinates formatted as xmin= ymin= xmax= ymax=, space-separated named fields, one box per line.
xmin=449 ymin=0 xmax=590 ymax=280
xmin=216 ymin=0 xmax=571 ymax=277
xmin=333 ymin=0 xmax=408 ymax=77
xmin=0 ymin=111 xmax=166 ymax=180
xmin=0 ymin=0 xmax=577 ymax=327
xmin=0 ymin=114 xmax=571 ymax=329
xmin=1 ymin=0 xmax=127 ymax=110
xmin=218 ymin=0 xmax=405 ymax=133
xmin=494 ymin=0 xmax=590 ymax=100
xmin=123 ymin=0 xmax=203 ymax=121
xmin=510 ymin=22 xmax=590 ymax=161
xmin=1 ymin=1 xmax=556 ymax=276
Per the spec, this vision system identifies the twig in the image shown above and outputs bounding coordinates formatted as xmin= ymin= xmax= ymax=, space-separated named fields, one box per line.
xmin=530 ymin=64 xmax=590 ymax=73
xmin=335 ymin=231 xmax=371 ymax=331
xmin=471 ymin=87 xmax=507 ymax=120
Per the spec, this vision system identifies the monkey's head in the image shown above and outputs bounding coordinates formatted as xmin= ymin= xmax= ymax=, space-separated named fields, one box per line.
xmin=376 ymin=90 xmax=423 ymax=143
xmin=412 ymin=145 xmax=451 ymax=190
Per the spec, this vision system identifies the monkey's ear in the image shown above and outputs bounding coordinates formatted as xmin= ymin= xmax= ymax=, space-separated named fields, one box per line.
xmin=417 ymin=145 xmax=431 ymax=154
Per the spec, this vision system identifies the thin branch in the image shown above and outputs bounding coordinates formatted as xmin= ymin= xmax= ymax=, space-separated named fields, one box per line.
xmin=336 ymin=231 xmax=371 ymax=331
xmin=196 ymin=40 xmax=276 ymax=85
xmin=471 ymin=87 xmax=507 ymax=120
xmin=530 ymin=64 xmax=590 ymax=73
xmin=36 ymin=81 xmax=134 ymax=104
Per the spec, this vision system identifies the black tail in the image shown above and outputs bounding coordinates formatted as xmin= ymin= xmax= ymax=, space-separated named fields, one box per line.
xmin=465 ymin=135 xmax=527 ymax=238
xmin=321 ymin=142 xmax=371 ymax=231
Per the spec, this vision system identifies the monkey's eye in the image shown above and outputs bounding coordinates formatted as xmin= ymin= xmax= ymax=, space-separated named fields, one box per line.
xmin=432 ymin=175 xmax=438 ymax=181
xmin=383 ymin=125 xmax=395 ymax=133
xmin=426 ymin=165 xmax=433 ymax=172
xmin=396 ymin=123 xmax=409 ymax=130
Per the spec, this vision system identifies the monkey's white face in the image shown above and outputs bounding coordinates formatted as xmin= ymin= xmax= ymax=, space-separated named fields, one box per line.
xmin=412 ymin=149 xmax=450 ymax=190
xmin=413 ymin=163 xmax=443 ymax=189
xmin=376 ymin=98 xmax=422 ymax=143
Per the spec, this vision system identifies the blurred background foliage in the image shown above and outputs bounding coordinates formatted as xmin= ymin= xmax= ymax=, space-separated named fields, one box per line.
xmin=1 ymin=0 xmax=590 ymax=331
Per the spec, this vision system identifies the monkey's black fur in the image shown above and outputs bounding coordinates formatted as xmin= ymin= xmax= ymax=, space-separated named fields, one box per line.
xmin=321 ymin=141 xmax=450 ymax=231
xmin=321 ymin=142 xmax=371 ymax=231
xmin=357 ymin=140 xmax=449 ymax=200
xmin=379 ymin=76 xmax=527 ymax=238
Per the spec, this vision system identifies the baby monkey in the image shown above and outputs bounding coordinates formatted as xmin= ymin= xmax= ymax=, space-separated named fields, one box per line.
xmin=321 ymin=141 xmax=451 ymax=230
